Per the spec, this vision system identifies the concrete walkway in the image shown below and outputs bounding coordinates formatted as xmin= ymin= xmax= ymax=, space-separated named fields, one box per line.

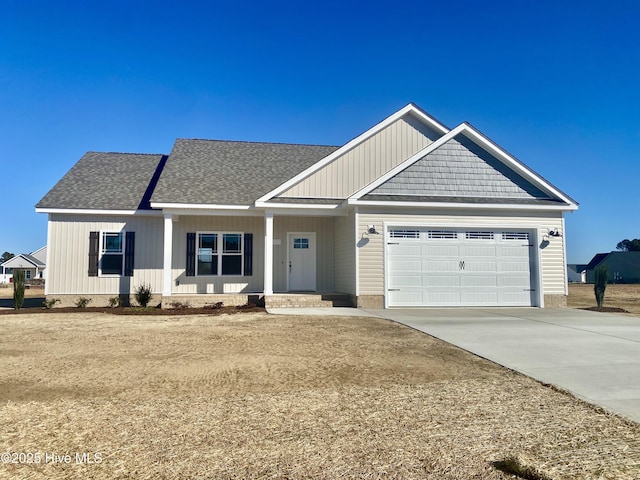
xmin=364 ymin=307 xmax=640 ymax=423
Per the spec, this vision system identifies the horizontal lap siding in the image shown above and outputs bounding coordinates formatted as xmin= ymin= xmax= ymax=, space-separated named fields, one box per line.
xmin=281 ymin=116 xmax=440 ymax=198
xmin=47 ymin=214 xmax=163 ymax=295
xmin=357 ymin=210 xmax=566 ymax=297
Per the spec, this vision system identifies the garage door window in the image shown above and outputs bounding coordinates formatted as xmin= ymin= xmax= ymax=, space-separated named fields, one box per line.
xmin=502 ymin=232 xmax=529 ymax=241
xmin=389 ymin=229 xmax=420 ymax=239
xmin=428 ymin=230 xmax=457 ymax=239
xmin=465 ymin=231 xmax=494 ymax=240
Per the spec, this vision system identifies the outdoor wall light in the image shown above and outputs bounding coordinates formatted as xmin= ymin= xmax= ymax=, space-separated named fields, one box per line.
xmin=548 ymin=228 xmax=562 ymax=237
xmin=366 ymin=225 xmax=379 ymax=235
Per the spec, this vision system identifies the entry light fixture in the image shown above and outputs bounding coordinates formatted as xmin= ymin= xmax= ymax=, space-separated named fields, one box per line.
xmin=548 ymin=228 xmax=562 ymax=238
xmin=367 ymin=225 xmax=379 ymax=235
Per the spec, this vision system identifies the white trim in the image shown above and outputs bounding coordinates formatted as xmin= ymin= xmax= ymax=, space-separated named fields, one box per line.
xmin=561 ymin=216 xmax=568 ymax=296
xmin=98 ymin=230 xmax=126 ymax=277
xmin=349 ymin=199 xmax=577 ymax=211
xmin=35 ymin=208 xmax=162 ymax=216
xmin=150 ymin=202 xmax=253 ymax=210
xmin=254 ymin=201 xmax=342 ymax=210
xmin=162 ymin=214 xmax=173 ymax=297
xmin=255 ymin=103 xmax=450 ymax=204
xmin=350 ymin=122 xmax=578 ymax=209
xmin=45 ymin=214 xmax=51 ymax=295
xmin=0 ymin=254 xmax=40 ymax=269
xmin=354 ymin=208 xmax=360 ymax=298
xmin=264 ymin=214 xmax=274 ymax=295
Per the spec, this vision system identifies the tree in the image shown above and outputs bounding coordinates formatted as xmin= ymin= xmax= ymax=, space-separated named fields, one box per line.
xmin=616 ymin=239 xmax=640 ymax=252
xmin=13 ymin=269 xmax=25 ymax=310
xmin=0 ymin=251 xmax=14 ymax=264
xmin=594 ymin=265 xmax=609 ymax=309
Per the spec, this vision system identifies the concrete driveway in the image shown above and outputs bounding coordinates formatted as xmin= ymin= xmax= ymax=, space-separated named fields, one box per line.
xmin=365 ymin=307 xmax=640 ymax=424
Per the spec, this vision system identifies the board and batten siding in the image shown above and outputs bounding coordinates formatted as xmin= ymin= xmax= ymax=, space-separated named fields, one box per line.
xmin=47 ymin=214 xmax=164 ymax=295
xmin=280 ymin=115 xmax=441 ymax=199
xmin=333 ymin=211 xmax=356 ymax=295
xmin=170 ymin=216 xmax=264 ymax=294
xmin=356 ymin=210 xmax=567 ymax=301
xmin=169 ymin=215 xmax=334 ymax=294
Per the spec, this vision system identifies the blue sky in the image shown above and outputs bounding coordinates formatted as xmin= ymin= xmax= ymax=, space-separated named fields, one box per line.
xmin=1 ymin=0 xmax=638 ymax=263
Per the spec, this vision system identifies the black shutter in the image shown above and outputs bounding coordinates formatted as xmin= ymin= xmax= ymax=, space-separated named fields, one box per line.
xmin=124 ymin=231 xmax=135 ymax=277
xmin=244 ymin=233 xmax=253 ymax=276
xmin=88 ymin=231 xmax=99 ymax=277
xmin=186 ymin=232 xmax=196 ymax=276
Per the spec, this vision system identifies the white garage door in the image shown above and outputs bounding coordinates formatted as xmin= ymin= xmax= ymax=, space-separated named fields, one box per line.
xmin=386 ymin=228 xmax=535 ymax=307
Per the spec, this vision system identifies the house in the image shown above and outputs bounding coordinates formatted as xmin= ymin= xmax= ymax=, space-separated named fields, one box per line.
xmin=0 ymin=246 xmax=47 ymax=284
xmin=567 ymin=264 xmax=587 ymax=283
xmin=36 ymin=104 xmax=578 ymax=308
xmin=585 ymin=252 xmax=640 ymax=284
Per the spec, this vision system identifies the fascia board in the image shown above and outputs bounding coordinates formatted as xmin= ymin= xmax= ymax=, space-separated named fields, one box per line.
xmin=255 ymin=103 xmax=450 ymax=204
xmin=150 ymin=202 xmax=253 ymax=210
xmin=459 ymin=125 xmax=579 ymax=208
xmin=350 ymin=124 xmax=466 ymax=200
xmin=35 ymin=208 xmax=162 ymax=216
xmin=254 ymin=201 xmax=341 ymax=209
xmin=348 ymin=198 xmax=578 ymax=211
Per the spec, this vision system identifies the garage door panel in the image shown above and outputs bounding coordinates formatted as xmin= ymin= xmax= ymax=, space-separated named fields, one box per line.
xmin=426 ymin=275 xmax=460 ymax=287
xmin=387 ymin=227 xmax=535 ymax=307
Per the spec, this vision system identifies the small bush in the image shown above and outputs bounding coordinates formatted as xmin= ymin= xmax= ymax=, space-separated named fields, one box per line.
xmin=43 ymin=298 xmax=60 ymax=309
xmin=594 ymin=265 xmax=609 ymax=309
xmin=204 ymin=301 xmax=224 ymax=309
xmin=108 ymin=296 xmax=121 ymax=308
xmin=135 ymin=283 xmax=153 ymax=308
xmin=13 ymin=269 xmax=25 ymax=310
xmin=169 ymin=301 xmax=191 ymax=309
xmin=75 ymin=297 xmax=91 ymax=308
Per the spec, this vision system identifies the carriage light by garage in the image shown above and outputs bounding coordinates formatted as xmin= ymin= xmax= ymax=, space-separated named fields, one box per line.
xmin=367 ymin=225 xmax=379 ymax=235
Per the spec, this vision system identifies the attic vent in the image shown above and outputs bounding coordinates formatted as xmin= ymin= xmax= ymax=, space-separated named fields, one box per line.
xmin=466 ymin=231 xmax=494 ymax=240
xmin=390 ymin=229 xmax=420 ymax=239
xmin=502 ymin=232 xmax=529 ymax=241
xmin=428 ymin=230 xmax=457 ymax=239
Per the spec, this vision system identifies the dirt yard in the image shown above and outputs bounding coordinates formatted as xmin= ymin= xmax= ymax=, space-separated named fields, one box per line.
xmin=568 ymin=283 xmax=640 ymax=316
xmin=0 ymin=312 xmax=638 ymax=479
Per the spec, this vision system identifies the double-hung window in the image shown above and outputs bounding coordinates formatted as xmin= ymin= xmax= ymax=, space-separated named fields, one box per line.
xmin=88 ymin=230 xmax=135 ymax=277
xmin=101 ymin=232 xmax=125 ymax=275
xmin=196 ymin=232 xmax=243 ymax=276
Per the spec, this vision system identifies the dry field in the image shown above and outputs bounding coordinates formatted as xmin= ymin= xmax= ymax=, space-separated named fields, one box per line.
xmin=0 ymin=312 xmax=638 ymax=479
xmin=0 ymin=285 xmax=45 ymax=298
xmin=568 ymin=283 xmax=640 ymax=316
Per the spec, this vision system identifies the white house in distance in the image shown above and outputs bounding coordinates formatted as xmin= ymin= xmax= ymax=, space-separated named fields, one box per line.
xmin=0 ymin=246 xmax=47 ymax=284
xmin=36 ymin=104 xmax=578 ymax=308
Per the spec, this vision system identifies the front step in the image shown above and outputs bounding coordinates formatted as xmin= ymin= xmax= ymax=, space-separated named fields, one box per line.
xmin=266 ymin=293 xmax=353 ymax=309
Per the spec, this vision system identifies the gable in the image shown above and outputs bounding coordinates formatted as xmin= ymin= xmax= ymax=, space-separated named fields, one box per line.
xmin=1 ymin=254 xmax=39 ymax=269
xmin=277 ymin=113 xmax=443 ymax=200
xmin=368 ymin=133 xmax=551 ymax=201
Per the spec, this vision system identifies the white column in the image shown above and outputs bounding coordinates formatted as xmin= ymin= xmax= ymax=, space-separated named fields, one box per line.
xmin=162 ymin=214 xmax=173 ymax=297
xmin=264 ymin=213 xmax=274 ymax=295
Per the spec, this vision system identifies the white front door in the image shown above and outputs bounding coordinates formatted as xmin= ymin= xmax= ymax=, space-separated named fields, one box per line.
xmin=288 ymin=233 xmax=316 ymax=291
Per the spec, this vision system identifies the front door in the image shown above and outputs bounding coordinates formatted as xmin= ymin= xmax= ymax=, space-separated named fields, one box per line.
xmin=288 ymin=233 xmax=316 ymax=291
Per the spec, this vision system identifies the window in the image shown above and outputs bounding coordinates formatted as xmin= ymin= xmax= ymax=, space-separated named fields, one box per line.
xmin=25 ymin=270 xmax=31 ymax=280
xmin=101 ymin=232 xmax=125 ymax=275
xmin=502 ymin=232 xmax=529 ymax=241
xmin=428 ymin=230 xmax=457 ymax=239
xmin=293 ymin=237 xmax=309 ymax=249
xmin=196 ymin=232 xmax=243 ymax=276
xmin=389 ymin=229 xmax=420 ymax=239
xmin=465 ymin=231 xmax=494 ymax=240
xmin=88 ymin=231 xmax=135 ymax=277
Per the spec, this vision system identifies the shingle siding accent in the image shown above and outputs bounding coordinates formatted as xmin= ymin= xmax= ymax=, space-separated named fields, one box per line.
xmin=370 ymin=134 xmax=550 ymax=200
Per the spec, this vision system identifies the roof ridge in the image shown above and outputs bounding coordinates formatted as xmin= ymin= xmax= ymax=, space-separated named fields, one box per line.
xmin=174 ymin=138 xmax=340 ymax=148
xmin=86 ymin=151 xmax=167 ymax=156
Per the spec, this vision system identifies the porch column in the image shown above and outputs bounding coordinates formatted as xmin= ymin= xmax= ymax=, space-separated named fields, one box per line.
xmin=162 ymin=214 xmax=173 ymax=297
xmin=264 ymin=213 xmax=274 ymax=295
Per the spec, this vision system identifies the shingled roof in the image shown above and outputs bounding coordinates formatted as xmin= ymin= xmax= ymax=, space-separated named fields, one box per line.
xmin=37 ymin=152 xmax=166 ymax=210
xmin=150 ymin=140 xmax=339 ymax=206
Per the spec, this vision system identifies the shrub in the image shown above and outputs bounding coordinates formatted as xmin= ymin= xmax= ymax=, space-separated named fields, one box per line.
xmin=204 ymin=301 xmax=224 ymax=309
xmin=169 ymin=301 xmax=191 ymax=309
xmin=13 ymin=269 xmax=25 ymax=310
xmin=75 ymin=297 xmax=91 ymax=308
xmin=594 ymin=265 xmax=609 ymax=309
xmin=108 ymin=296 xmax=121 ymax=308
xmin=43 ymin=298 xmax=60 ymax=309
xmin=135 ymin=283 xmax=153 ymax=308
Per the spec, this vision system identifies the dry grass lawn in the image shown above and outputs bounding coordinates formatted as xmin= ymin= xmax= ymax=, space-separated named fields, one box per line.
xmin=568 ymin=283 xmax=640 ymax=316
xmin=0 ymin=312 xmax=639 ymax=479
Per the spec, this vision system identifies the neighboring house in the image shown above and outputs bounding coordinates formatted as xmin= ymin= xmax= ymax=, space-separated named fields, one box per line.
xmin=36 ymin=103 xmax=578 ymax=308
xmin=585 ymin=252 xmax=640 ymax=284
xmin=567 ymin=264 xmax=587 ymax=283
xmin=0 ymin=246 xmax=47 ymax=284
